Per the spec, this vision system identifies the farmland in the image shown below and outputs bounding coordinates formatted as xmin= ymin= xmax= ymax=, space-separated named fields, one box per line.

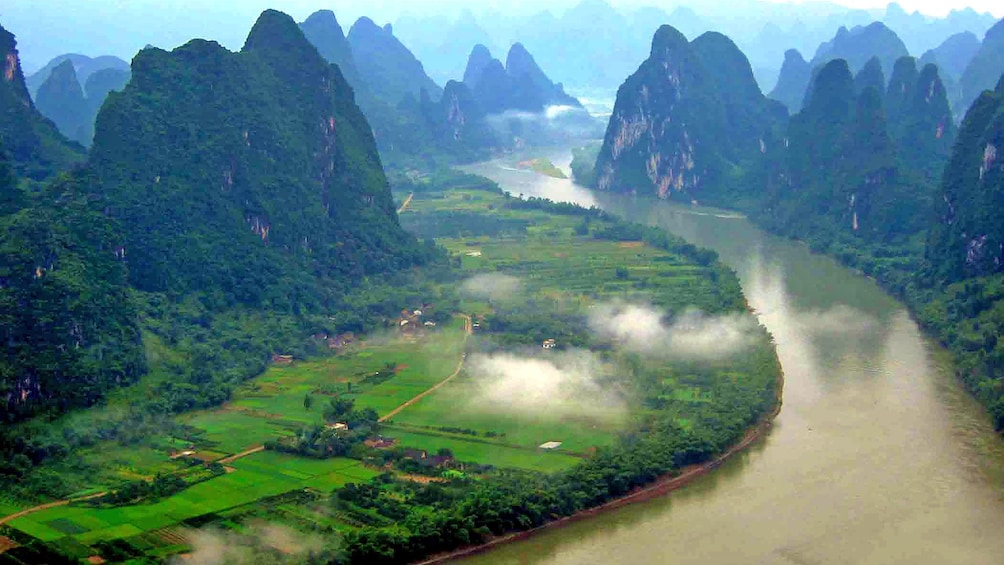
xmin=1 ymin=169 xmax=779 ymax=564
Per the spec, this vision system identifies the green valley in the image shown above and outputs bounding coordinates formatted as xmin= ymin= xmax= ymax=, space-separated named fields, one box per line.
xmin=0 ymin=171 xmax=779 ymax=564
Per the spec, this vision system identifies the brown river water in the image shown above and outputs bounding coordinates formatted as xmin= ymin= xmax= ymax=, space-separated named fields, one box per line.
xmin=457 ymin=148 xmax=1004 ymax=565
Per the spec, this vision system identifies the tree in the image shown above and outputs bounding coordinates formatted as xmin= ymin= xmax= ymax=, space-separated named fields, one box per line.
xmin=304 ymin=393 xmax=314 ymax=411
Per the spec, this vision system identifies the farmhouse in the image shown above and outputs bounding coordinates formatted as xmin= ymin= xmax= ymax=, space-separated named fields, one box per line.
xmin=542 ymin=339 xmax=556 ymax=350
xmin=271 ymin=353 xmax=293 ymax=364
xmin=539 ymin=441 xmax=563 ymax=450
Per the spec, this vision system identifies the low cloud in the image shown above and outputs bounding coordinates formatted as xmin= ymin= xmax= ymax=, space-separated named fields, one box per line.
xmin=461 ymin=273 xmax=521 ymax=301
xmin=467 ymin=350 xmax=625 ymax=419
xmin=588 ymin=302 xmax=758 ymax=360
xmin=176 ymin=522 xmax=325 ymax=565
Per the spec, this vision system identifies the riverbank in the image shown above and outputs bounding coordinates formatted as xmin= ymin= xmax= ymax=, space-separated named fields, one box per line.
xmin=417 ymin=371 xmax=785 ymax=565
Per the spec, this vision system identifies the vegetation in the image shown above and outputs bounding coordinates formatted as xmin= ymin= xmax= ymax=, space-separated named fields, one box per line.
xmin=1 ymin=168 xmax=780 ymax=564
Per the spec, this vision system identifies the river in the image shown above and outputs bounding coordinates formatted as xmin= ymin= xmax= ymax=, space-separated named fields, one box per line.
xmin=457 ymin=148 xmax=1004 ymax=564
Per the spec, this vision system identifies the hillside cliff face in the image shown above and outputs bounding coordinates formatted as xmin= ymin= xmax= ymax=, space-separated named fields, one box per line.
xmin=593 ymin=26 xmax=783 ymax=202
xmin=0 ymin=23 xmax=84 ymax=180
xmin=929 ymin=76 xmax=1004 ymax=280
xmin=89 ymin=10 xmax=423 ymax=303
xmin=0 ymin=171 xmax=145 ymax=423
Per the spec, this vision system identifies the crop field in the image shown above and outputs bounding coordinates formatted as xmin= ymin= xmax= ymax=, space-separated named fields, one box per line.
xmin=180 ymin=319 xmax=468 ymax=453
xmin=7 ymin=453 xmax=375 ymax=546
xmin=378 ymin=428 xmax=582 ymax=473
xmin=4 ymin=173 xmax=779 ymax=564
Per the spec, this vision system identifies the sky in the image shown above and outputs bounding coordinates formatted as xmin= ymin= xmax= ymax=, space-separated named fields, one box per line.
xmin=1 ymin=0 xmax=1001 ymax=72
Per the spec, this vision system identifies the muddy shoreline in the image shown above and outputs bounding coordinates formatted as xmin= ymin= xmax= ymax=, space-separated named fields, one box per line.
xmin=416 ymin=373 xmax=785 ymax=565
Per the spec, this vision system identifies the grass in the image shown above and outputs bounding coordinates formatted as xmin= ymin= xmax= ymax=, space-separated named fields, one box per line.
xmin=386 ymin=373 xmax=623 ymax=454
xmin=381 ymin=429 xmax=581 ymax=473
xmin=7 ymin=452 xmax=377 ymax=544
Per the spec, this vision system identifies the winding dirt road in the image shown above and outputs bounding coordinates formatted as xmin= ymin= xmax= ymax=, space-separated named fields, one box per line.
xmin=379 ymin=315 xmax=472 ymax=423
xmin=0 ymin=492 xmax=106 ymax=527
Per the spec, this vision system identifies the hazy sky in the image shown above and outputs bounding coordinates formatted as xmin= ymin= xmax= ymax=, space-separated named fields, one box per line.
xmin=2 ymin=0 xmax=1001 ymax=71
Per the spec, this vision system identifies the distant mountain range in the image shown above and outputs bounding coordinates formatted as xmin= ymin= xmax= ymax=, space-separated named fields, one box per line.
xmin=392 ymin=0 xmax=999 ymax=92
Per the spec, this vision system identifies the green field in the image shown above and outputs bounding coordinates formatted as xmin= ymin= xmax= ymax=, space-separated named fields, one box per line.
xmin=8 ymin=453 xmax=375 ymax=544
xmin=4 ymin=176 xmax=779 ymax=564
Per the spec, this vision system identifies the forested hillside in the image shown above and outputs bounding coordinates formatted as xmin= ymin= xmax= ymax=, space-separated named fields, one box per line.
xmin=90 ymin=10 xmax=424 ymax=305
xmin=0 ymin=10 xmax=446 ymax=484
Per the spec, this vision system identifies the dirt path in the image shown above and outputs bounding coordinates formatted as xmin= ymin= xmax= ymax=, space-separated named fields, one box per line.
xmin=0 ymin=492 xmax=106 ymax=527
xmin=218 ymin=445 xmax=265 ymax=464
xmin=380 ymin=315 xmax=472 ymax=423
xmin=397 ymin=192 xmax=414 ymax=214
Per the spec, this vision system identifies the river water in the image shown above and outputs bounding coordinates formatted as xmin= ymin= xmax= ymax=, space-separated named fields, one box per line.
xmin=458 ymin=148 xmax=1004 ymax=564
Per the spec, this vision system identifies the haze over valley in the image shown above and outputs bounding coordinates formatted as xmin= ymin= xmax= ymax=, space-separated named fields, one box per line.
xmin=1 ymin=1 xmax=1004 ymax=563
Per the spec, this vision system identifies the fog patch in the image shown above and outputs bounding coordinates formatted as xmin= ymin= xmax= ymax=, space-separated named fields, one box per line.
xmin=467 ymin=350 xmax=625 ymax=418
xmin=461 ymin=273 xmax=521 ymax=301
xmin=176 ymin=522 xmax=325 ymax=564
xmin=484 ymin=105 xmax=605 ymax=142
xmin=589 ymin=302 xmax=757 ymax=360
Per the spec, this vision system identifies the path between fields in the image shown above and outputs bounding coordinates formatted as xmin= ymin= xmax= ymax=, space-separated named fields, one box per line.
xmin=397 ymin=192 xmax=414 ymax=214
xmin=218 ymin=445 xmax=265 ymax=464
xmin=0 ymin=492 xmax=106 ymax=527
xmin=379 ymin=315 xmax=472 ymax=423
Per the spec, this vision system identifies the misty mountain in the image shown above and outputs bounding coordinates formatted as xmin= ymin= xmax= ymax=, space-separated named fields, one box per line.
xmin=299 ymin=10 xmax=364 ymax=94
xmin=0 ymin=23 xmax=84 ymax=180
xmin=769 ymin=49 xmax=812 ymax=114
xmin=919 ymin=32 xmax=981 ymax=82
xmin=464 ymin=43 xmax=581 ymax=114
xmin=770 ymin=22 xmax=909 ymax=113
xmin=348 ymin=17 xmax=442 ymax=106
xmin=25 ymin=53 xmax=129 ymax=100
xmin=959 ymin=19 xmax=1004 ymax=118
xmin=34 ymin=60 xmax=90 ymax=146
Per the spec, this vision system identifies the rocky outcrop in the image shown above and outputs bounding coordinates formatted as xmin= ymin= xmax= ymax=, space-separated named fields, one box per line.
xmin=594 ymin=26 xmax=783 ymax=202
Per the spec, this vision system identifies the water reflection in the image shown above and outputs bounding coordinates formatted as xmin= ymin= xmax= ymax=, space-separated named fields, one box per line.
xmin=459 ymin=150 xmax=1004 ymax=565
